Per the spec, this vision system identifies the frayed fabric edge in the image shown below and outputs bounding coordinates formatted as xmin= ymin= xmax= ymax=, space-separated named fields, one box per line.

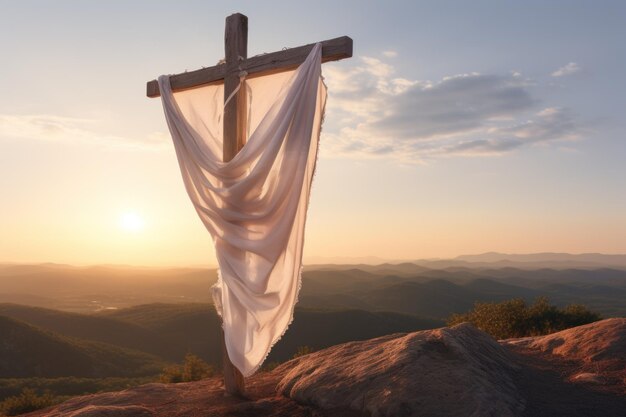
xmin=215 ymin=74 xmax=327 ymax=378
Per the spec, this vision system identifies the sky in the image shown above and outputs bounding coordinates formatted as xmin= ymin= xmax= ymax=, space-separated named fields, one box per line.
xmin=0 ymin=1 xmax=625 ymax=266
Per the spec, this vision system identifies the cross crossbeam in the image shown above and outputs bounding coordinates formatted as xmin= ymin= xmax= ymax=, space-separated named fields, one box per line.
xmin=146 ymin=35 xmax=352 ymax=98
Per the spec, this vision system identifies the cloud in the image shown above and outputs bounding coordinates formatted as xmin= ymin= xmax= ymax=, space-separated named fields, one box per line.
xmin=551 ymin=62 xmax=580 ymax=77
xmin=2 ymin=58 xmax=581 ymax=163
xmin=439 ymin=107 xmax=578 ymax=157
xmin=321 ymin=56 xmax=581 ymax=162
xmin=382 ymin=50 xmax=398 ymax=58
xmin=0 ymin=114 xmax=168 ymax=151
xmin=372 ymin=72 xmax=536 ymax=139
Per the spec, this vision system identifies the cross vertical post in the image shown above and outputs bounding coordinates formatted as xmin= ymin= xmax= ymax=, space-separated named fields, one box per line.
xmin=223 ymin=13 xmax=248 ymax=162
xmin=220 ymin=13 xmax=248 ymax=397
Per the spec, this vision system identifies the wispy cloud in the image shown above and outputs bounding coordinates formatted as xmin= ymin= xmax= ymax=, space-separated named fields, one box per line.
xmin=322 ymin=56 xmax=581 ymax=162
xmin=0 ymin=114 xmax=168 ymax=151
xmin=551 ymin=62 xmax=580 ymax=77
xmin=382 ymin=50 xmax=398 ymax=58
xmin=439 ymin=107 xmax=579 ymax=157
xmin=2 ymin=58 xmax=581 ymax=162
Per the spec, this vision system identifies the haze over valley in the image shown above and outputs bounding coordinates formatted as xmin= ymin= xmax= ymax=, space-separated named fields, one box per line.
xmin=2 ymin=252 xmax=625 ymax=317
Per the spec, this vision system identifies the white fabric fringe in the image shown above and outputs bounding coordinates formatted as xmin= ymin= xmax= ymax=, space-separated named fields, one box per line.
xmin=158 ymin=44 xmax=326 ymax=376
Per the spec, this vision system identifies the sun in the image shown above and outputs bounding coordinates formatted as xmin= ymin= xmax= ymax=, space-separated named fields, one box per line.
xmin=120 ymin=212 xmax=145 ymax=233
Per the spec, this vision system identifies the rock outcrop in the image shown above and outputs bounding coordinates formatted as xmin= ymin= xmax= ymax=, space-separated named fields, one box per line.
xmin=504 ymin=318 xmax=626 ymax=392
xmin=504 ymin=318 xmax=625 ymax=364
xmin=277 ymin=323 xmax=525 ymax=417
xmin=24 ymin=373 xmax=355 ymax=417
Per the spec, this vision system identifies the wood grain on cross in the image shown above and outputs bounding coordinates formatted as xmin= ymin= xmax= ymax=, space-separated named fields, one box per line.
xmin=146 ymin=13 xmax=352 ymax=397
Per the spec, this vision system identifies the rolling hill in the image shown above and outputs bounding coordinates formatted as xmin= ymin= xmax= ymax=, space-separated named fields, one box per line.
xmin=0 ymin=315 xmax=164 ymax=378
xmin=2 ymin=262 xmax=625 ymax=317
xmin=0 ymin=303 xmax=443 ymax=373
xmin=98 ymin=303 xmax=443 ymax=364
xmin=454 ymin=252 xmax=626 ymax=268
xmin=0 ymin=303 xmax=177 ymax=360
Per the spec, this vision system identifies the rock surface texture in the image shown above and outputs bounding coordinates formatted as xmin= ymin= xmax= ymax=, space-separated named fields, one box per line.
xmin=25 ymin=319 xmax=626 ymax=417
xmin=504 ymin=318 xmax=626 ymax=397
xmin=277 ymin=323 xmax=524 ymax=417
xmin=505 ymin=317 xmax=625 ymax=384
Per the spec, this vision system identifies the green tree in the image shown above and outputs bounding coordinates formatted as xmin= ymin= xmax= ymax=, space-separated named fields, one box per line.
xmin=159 ymin=365 xmax=183 ymax=384
xmin=448 ymin=297 xmax=600 ymax=339
xmin=159 ymin=354 xmax=214 ymax=383
xmin=292 ymin=345 xmax=314 ymax=359
xmin=0 ymin=388 xmax=60 ymax=416
xmin=182 ymin=354 xmax=214 ymax=382
xmin=563 ymin=304 xmax=602 ymax=328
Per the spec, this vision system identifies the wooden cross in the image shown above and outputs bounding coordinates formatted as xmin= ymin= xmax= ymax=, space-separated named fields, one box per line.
xmin=146 ymin=13 xmax=352 ymax=397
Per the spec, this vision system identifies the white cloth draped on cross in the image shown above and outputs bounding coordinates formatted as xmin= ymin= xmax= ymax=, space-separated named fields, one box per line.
xmin=158 ymin=44 xmax=326 ymax=376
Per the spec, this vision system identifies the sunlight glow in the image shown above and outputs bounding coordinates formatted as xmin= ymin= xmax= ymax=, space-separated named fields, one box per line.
xmin=120 ymin=212 xmax=145 ymax=233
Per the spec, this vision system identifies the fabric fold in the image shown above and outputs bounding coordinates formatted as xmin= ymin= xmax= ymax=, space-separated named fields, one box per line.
xmin=158 ymin=43 xmax=326 ymax=376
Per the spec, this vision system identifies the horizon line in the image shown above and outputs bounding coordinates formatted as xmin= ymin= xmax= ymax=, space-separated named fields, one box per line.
xmin=2 ymin=251 xmax=626 ymax=270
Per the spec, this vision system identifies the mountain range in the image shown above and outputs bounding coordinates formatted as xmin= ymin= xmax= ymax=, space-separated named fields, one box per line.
xmin=2 ymin=256 xmax=626 ymax=316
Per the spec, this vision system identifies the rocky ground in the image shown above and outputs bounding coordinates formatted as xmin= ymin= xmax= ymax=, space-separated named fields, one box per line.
xmin=25 ymin=318 xmax=626 ymax=417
